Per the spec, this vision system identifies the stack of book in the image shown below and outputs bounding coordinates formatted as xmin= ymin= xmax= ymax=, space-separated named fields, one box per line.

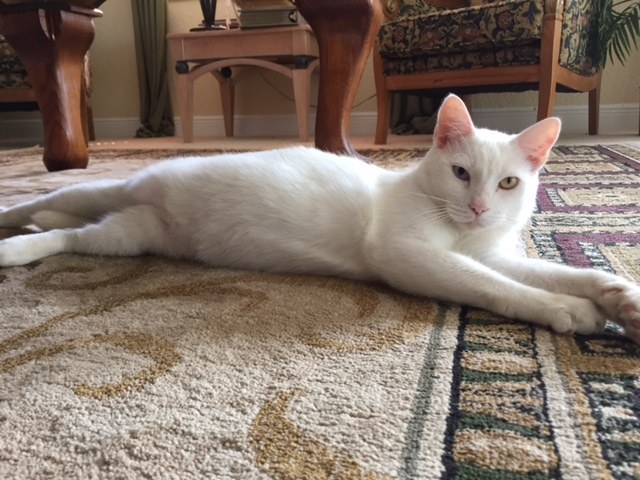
xmin=232 ymin=0 xmax=299 ymax=28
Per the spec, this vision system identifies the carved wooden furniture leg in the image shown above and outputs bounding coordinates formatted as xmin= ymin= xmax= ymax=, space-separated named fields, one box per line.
xmin=0 ymin=6 xmax=99 ymax=171
xmin=295 ymin=0 xmax=383 ymax=156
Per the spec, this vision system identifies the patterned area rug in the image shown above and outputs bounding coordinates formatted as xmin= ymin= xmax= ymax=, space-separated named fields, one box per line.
xmin=1 ymin=145 xmax=639 ymax=479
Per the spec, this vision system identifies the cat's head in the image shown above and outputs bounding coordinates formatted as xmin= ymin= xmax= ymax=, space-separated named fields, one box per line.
xmin=419 ymin=94 xmax=560 ymax=232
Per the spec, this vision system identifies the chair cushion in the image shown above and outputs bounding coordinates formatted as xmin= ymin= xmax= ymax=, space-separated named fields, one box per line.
xmin=379 ymin=0 xmax=545 ymax=59
xmin=0 ymin=35 xmax=31 ymax=88
xmin=381 ymin=44 xmax=540 ymax=75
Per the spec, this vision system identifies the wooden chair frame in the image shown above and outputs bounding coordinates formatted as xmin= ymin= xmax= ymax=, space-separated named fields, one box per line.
xmin=373 ymin=0 xmax=602 ymax=144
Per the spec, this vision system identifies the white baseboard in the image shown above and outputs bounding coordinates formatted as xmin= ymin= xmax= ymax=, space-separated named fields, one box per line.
xmin=178 ymin=104 xmax=639 ymax=137
xmin=470 ymin=104 xmax=639 ymax=135
xmin=1 ymin=104 xmax=638 ymax=143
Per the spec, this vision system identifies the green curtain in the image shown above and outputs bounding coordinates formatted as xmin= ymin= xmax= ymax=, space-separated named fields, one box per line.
xmin=131 ymin=0 xmax=174 ymax=137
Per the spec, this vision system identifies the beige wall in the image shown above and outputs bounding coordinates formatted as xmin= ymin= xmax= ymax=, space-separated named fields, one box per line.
xmin=81 ymin=0 xmax=640 ymax=120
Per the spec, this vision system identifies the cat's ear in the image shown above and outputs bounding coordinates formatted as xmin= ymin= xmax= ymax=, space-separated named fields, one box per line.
xmin=433 ymin=94 xmax=474 ymax=149
xmin=513 ymin=117 xmax=561 ymax=170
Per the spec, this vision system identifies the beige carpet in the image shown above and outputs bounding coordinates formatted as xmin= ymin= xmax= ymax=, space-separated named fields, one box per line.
xmin=1 ymin=145 xmax=639 ymax=479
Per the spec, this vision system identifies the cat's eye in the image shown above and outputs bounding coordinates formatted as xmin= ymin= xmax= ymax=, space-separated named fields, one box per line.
xmin=499 ymin=176 xmax=519 ymax=190
xmin=452 ymin=166 xmax=470 ymax=182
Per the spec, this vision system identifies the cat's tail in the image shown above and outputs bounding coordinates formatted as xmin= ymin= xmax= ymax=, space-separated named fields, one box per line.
xmin=31 ymin=210 xmax=91 ymax=230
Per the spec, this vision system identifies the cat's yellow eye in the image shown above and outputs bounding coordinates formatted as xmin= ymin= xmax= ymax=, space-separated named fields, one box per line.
xmin=499 ymin=176 xmax=519 ymax=190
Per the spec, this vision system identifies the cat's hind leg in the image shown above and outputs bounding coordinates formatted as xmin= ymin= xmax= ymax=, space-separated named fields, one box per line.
xmin=0 ymin=179 xmax=129 ymax=228
xmin=0 ymin=205 xmax=178 ymax=266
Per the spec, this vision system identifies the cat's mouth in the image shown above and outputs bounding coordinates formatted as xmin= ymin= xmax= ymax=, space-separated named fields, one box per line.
xmin=447 ymin=207 xmax=487 ymax=229
xmin=465 ymin=218 xmax=489 ymax=229
xmin=449 ymin=210 xmax=494 ymax=231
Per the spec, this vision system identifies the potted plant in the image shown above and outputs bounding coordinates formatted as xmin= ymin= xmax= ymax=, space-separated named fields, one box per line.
xmin=592 ymin=0 xmax=640 ymax=67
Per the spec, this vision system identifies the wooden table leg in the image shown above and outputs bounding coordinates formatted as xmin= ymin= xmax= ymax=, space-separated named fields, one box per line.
xmin=295 ymin=0 xmax=383 ymax=156
xmin=0 ymin=8 xmax=97 ymax=171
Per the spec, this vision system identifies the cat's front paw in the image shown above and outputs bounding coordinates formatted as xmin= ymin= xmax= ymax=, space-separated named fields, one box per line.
xmin=0 ymin=235 xmax=43 ymax=266
xmin=547 ymin=295 xmax=606 ymax=336
xmin=599 ymin=281 xmax=640 ymax=344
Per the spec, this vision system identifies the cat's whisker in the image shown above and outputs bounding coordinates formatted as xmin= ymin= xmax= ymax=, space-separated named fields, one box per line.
xmin=408 ymin=208 xmax=452 ymax=224
xmin=402 ymin=191 xmax=451 ymax=204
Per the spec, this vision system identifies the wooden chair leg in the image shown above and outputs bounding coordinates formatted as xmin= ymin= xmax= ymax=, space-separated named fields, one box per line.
xmin=374 ymin=89 xmax=391 ymax=145
xmin=537 ymin=79 xmax=557 ymax=121
xmin=373 ymin=44 xmax=390 ymax=145
xmin=80 ymin=85 xmax=96 ymax=143
xmin=86 ymin=104 xmax=96 ymax=141
xmin=588 ymin=73 xmax=601 ymax=135
xmin=537 ymin=11 xmax=562 ymax=122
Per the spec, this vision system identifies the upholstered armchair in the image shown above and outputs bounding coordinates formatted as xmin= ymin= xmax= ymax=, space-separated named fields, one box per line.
xmin=0 ymin=34 xmax=37 ymax=107
xmin=374 ymin=0 xmax=603 ymax=144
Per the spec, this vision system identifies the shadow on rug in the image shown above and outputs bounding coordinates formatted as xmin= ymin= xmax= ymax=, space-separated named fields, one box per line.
xmin=0 ymin=144 xmax=639 ymax=479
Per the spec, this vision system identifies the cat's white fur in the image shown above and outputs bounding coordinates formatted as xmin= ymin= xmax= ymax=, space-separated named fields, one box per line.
xmin=1 ymin=95 xmax=639 ymax=343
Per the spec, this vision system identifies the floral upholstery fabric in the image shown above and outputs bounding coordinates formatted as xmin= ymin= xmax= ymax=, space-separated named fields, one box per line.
xmin=382 ymin=44 xmax=540 ymax=75
xmin=560 ymin=0 xmax=599 ymax=76
xmin=396 ymin=0 xmax=445 ymax=17
xmin=0 ymin=35 xmax=30 ymax=89
xmin=379 ymin=1 xmax=545 ymax=58
xmin=378 ymin=0 xmax=601 ymax=77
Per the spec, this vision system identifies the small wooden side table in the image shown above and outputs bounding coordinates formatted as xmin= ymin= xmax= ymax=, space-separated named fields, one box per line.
xmin=167 ymin=25 xmax=319 ymax=142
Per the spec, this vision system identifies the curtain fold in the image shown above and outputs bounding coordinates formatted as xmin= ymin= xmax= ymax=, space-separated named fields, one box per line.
xmin=131 ymin=0 xmax=174 ymax=137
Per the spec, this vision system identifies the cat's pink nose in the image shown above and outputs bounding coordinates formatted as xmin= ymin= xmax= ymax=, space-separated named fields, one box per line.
xmin=469 ymin=203 xmax=488 ymax=216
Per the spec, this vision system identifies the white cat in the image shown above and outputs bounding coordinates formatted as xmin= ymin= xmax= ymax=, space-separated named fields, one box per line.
xmin=1 ymin=95 xmax=639 ymax=343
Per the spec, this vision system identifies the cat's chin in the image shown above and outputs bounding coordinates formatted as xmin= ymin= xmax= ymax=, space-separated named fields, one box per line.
xmin=456 ymin=217 xmax=496 ymax=231
xmin=462 ymin=221 xmax=487 ymax=231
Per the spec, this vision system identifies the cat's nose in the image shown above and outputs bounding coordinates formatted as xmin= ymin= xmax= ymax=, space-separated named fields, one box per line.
xmin=469 ymin=203 xmax=489 ymax=216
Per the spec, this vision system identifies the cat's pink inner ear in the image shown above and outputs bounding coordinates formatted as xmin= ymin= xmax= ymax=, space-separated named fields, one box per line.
xmin=514 ymin=117 xmax=561 ymax=170
xmin=434 ymin=95 xmax=474 ymax=149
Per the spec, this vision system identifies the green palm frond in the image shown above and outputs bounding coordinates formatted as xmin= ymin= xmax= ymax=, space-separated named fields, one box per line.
xmin=588 ymin=0 xmax=640 ymax=67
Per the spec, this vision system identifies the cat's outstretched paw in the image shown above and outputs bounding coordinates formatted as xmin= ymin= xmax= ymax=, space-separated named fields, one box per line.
xmin=0 ymin=233 xmax=61 ymax=267
xmin=598 ymin=281 xmax=640 ymax=344
xmin=0 ymin=236 xmax=34 ymax=266
xmin=547 ymin=295 xmax=606 ymax=336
